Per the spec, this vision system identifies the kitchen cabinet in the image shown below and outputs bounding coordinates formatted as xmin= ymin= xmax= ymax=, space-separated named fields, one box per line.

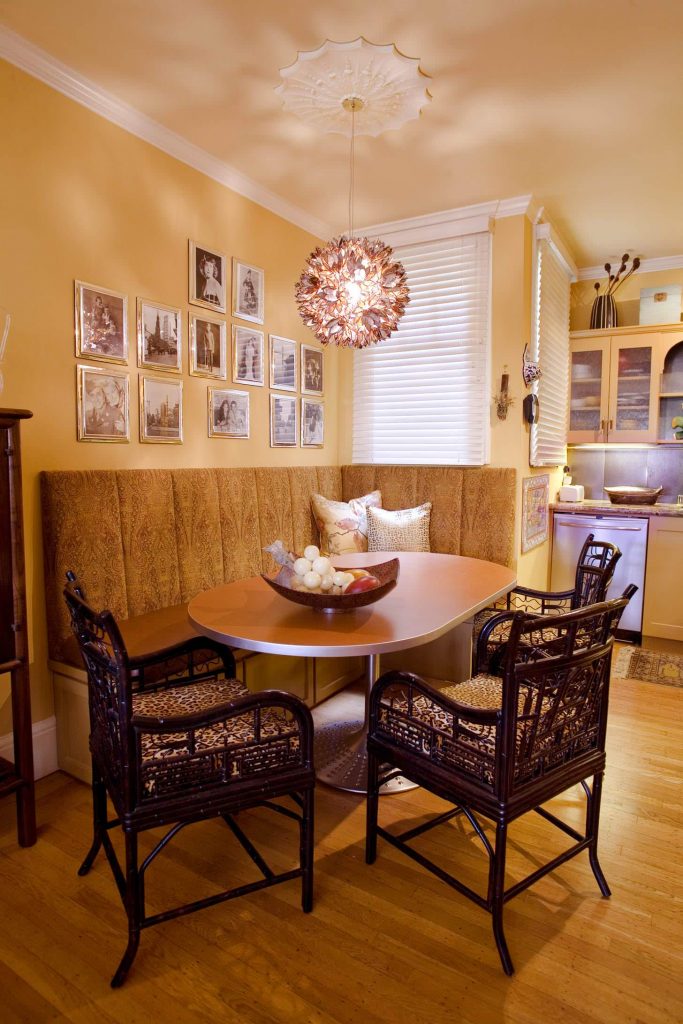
xmin=642 ymin=516 xmax=683 ymax=641
xmin=657 ymin=334 xmax=683 ymax=443
xmin=568 ymin=332 xmax=659 ymax=443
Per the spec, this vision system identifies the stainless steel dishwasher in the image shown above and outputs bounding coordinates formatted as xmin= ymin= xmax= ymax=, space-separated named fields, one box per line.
xmin=551 ymin=512 xmax=648 ymax=641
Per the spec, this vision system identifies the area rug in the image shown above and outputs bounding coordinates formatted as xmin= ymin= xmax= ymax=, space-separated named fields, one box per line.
xmin=612 ymin=647 xmax=683 ymax=688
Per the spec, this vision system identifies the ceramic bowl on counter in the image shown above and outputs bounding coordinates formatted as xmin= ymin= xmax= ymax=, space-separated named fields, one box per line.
xmin=604 ymin=485 xmax=662 ymax=505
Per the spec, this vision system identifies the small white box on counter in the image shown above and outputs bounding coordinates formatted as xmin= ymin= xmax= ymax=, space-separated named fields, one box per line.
xmin=559 ymin=484 xmax=585 ymax=502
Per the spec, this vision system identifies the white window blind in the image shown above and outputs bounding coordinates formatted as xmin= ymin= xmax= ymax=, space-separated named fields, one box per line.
xmin=352 ymin=232 xmax=491 ymax=465
xmin=530 ymin=234 xmax=571 ymax=467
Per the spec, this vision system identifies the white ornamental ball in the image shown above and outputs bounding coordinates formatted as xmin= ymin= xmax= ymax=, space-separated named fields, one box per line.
xmin=303 ymin=571 xmax=322 ymax=590
xmin=332 ymin=570 xmax=348 ymax=587
xmin=312 ymin=556 xmax=332 ymax=577
xmin=320 ymin=574 xmax=334 ymax=591
xmin=304 ymin=545 xmax=320 ymax=562
xmin=294 ymin=557 xmax=312 ymax=576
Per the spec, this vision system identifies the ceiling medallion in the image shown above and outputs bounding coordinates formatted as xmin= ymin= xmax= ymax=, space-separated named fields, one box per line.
xmin=278 ymin=38 xmax=431 ymax=348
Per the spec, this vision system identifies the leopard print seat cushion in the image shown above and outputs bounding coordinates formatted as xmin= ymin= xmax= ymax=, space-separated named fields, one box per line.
xmin=132 ymin=678 xmax=301 ymax=797
xmin=376 ymin=674 xmax=552 ymax=786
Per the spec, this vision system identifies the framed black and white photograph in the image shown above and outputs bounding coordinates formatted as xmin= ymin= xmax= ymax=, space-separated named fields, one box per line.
xmin=140 ymin=375 xmax=183 ymax=444
xmin=208 ymin=388 xmax=250 ymax=439
xmin=301 ymin=398 xmax=324 ymax=448
xmin=189 ymin=313 xmax=227 ymax=379
xmin=137 ymin=299 xmax=182 ymax=373
xmin=189 ymin=240 xmax=227 ymax=314
xmin=301 ymin=344 xmax=324 ymax=395
xmin=232 ymin=325 xmax=264 ymax=386
xmin=269 ymin=334 xmax=297 ymax=391
xmin=76 ymin=364 xmax=129 ymax=442
xmin=233 ymin=259 xmax=264 ymax=324
xmin=270 ymin=393 xmax=297 ymax=447
xmin=75 ymin=281 xmax=128 ymax=363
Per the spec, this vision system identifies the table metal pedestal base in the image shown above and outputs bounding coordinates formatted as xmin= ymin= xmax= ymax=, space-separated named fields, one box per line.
xmin=314 ymin=653 xmax=417 ymax=795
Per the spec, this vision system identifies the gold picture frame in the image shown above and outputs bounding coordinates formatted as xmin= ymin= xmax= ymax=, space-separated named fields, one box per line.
xmin=208 ymin=388 xmax=250 ymax=439
xmin=301 ymin=398 xmax=324 ymax=448
xmin=232 ymin=258 xmax=264 ymax=324
xmin=189 ymin=240 xmax=227 ymax=314
xmin=301 ymin=344 xmax=323 ymax=396
xmin=76 ymin=364 xmax=130 ymax=443
xmin=189 ymin=313 xmax=227 ymax=379
xmin=139 ymin=374 xmax=183 ymax=444
xmin=270 ymin=393 xmax=297 ymax=447
xmin=137 ymin=298 xmax=182 ymax=373
xmin=75 ymin=280 xmax=128 ymax=364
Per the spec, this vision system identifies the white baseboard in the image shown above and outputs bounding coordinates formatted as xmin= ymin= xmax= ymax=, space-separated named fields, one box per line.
xmin=0 ymin=716 xmax=59 ymax=780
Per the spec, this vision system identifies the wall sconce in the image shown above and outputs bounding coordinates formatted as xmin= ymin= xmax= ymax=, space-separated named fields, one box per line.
xmin=493 ymin=365 xmax=514 ymax=420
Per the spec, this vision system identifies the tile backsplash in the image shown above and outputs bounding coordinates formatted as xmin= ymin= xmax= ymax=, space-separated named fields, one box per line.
xmin=568 ymin=447 xmax=683 ymax=502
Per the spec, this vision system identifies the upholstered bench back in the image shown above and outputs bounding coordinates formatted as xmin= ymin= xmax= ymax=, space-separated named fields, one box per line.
xmin=41 ymin=464 xmax=515 ymax=663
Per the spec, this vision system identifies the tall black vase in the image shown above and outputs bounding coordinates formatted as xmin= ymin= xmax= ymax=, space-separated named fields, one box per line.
xmin=590 ymin=294 xmax=618 ymax=330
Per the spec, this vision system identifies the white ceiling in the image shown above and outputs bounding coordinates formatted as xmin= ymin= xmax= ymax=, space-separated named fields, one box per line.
xmin=1 ymin=0 xmax=682 ymax=266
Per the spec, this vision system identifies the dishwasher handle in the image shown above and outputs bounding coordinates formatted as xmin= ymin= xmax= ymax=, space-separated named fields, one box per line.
xmin=556 ymin=521 xmax=644 ymax=532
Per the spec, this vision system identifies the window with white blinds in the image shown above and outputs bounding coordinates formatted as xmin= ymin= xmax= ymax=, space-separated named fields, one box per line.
xmin=529 ymin=234 xmax=571 ymax=467
xmin=352 ymin=232 xmax=491 ymax=465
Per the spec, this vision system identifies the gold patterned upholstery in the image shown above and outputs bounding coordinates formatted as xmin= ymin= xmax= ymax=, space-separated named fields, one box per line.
xmin=42 ymin=464 xmax=516 ymax=665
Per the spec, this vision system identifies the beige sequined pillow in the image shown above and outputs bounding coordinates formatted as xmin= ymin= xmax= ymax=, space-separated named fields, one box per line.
xmin=310 ymin=490 xmax=382 ymax=555
xmin=367 ymin=502 xmax=432 ymax=553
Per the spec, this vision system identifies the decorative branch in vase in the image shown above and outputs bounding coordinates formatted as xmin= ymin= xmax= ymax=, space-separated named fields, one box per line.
xmin=590 ymin=254 xmax=641 ymax=330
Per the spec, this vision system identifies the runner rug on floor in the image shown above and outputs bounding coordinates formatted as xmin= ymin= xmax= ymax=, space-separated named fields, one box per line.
xmin=612 ymin=647 xmax=683 ymax=688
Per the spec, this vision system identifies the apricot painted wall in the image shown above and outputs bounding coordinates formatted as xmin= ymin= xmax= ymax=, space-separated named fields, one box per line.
xmin=0 ymin=60 xmax=336 ymax=728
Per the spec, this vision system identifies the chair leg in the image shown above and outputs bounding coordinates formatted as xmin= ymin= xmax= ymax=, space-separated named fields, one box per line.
xmin=301 ymin=787 xmax=315 ymax=913
xmin=111 ymin=831 xmax=142 ymax=988
xmin=365 ymin=751 xmax=380 ymax=865
xmin=491 ymin=821 xmax=514 ymax=976
xmin=78 ymin=764 xmax=107 ymax=876
xmin=586 ymin=773 xmax=611 ymax=898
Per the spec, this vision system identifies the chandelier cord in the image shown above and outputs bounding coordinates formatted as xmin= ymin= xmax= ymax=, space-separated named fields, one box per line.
xmin=347 ymin=105 xmax=355 ymax=239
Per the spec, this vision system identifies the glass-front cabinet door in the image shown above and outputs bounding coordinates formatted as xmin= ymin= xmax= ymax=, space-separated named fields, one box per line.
xmin=608 ymin=334 xmax=658 ymax=442
xmin=568 ymin=338 xmax=610 ymax=442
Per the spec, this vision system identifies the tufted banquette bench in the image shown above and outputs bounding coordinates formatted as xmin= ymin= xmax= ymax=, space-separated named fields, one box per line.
xmin=41 ymin=464 xmax=516 ymax=779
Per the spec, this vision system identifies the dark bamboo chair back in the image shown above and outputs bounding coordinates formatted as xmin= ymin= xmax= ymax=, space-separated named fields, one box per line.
xmin=571 ymin=534 xmax=621 ymax=608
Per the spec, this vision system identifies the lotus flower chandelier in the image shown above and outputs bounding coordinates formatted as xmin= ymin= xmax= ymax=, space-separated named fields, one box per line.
xmin=277 ymin=38 xmax=431 ymax=348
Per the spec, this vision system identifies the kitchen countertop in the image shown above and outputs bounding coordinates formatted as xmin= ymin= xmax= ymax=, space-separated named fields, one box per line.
xmin=550 ymin=500 xmax=683 ymax=518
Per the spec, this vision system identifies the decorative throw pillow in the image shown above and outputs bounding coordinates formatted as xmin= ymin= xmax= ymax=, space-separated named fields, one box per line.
xmin=310 ymin=490 xmax=382 ymax=555
xmin=367 ymin=502 xmax=432 ymax=553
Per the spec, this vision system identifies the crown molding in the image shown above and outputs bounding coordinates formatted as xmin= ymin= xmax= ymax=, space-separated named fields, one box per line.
xmin=360 ymin=194 xmax=536 ymax=245
xmin=577 ymin=254 xmax=683 ymax=281
xmin=0 ymin=25 xmax=331 ymax=240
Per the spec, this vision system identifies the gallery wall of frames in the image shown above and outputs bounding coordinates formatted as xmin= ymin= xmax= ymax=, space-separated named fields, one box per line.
xmin=74 ymin=242 xmax=325 ymax=449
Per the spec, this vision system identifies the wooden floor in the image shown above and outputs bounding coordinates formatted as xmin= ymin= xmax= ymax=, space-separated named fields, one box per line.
xmin=1 ymin=672 xmax=681 ymax=1024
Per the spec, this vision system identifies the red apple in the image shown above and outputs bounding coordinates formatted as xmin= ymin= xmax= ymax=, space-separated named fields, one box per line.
xmin=344 ymin=575 xmax=380 ymax=594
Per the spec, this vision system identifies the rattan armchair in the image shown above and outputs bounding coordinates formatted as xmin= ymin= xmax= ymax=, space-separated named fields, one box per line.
xmin=64 ymin=577 xmax=315 ymax=987
xmin=366 ymin=591 xmax=634 ymax=975
xmin=473 ymin=533 xmax=621 ymax=674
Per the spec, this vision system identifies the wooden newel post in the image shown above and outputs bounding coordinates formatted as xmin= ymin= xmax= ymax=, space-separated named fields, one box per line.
xmin=0 ymin=408 xmax=36 ymax=846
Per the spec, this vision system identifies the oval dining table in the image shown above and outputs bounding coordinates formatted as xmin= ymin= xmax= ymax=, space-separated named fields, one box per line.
xmin=188 ymin=551 xmax=516 ymax=795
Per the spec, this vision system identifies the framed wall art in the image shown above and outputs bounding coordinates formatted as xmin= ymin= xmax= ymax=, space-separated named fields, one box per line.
xmin=75 ymin=280 xmax=128 ymax=363
xmin=269 ymin=334 xmax=297 ymax=391
xmin=189 ymin=240 xmax=227 ymax=314
xmin=137 ymin=298 xmax=182 ymax=373
xmin=76 ymin=364 xmax=129 ymax=442
xmin=233 ymin=259 xmax=264 ymax=324
xmin=521 ymin=474 xmax=550 ymax=553
xmin=208 ymin=388 xmax=250 ymax=439
xmin=139 ymin=375 xmax=183 ymax=444
xmin=301 ymin=344 xmax=323 ymax=396
xmin=189 ymin=313 xmax=227 ymax=379
xmin=301 ymin=398 xmax=324 ymax=448
xmin=270 ymin=393 xmax=297 ymax=447
xmin=232 ymin=325 xmax=264 ymax=386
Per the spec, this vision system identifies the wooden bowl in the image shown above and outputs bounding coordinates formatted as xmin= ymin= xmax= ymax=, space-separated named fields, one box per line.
xmin=604 ymin=485 xmax=662 ymax=505
xmin=261 ymin=557 xmax=400 ymax=613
